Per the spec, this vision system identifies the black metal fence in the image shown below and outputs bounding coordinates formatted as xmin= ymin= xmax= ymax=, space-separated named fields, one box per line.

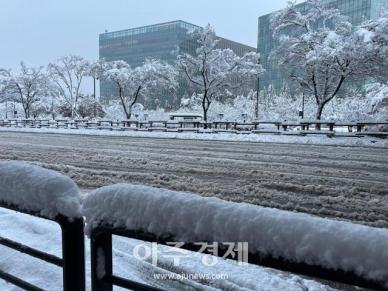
xmin=1 ymin=119 xmax=388 ymax=138
xmin=0 ymin=202 xmax=85 ymax=291
xmin=1 ymin=201 xmax=387 ymax=291
xmin=90 ymin=226 xmax=388 ymax=291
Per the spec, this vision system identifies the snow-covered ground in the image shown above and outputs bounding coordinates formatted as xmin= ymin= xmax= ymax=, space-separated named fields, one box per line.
xmin=0 ymin=207 xmax=336 ymax=290
xmin=1 ymin=126 xmax=388 ymax=147
xmin=0 ymin=131 xmax=387 ymax=227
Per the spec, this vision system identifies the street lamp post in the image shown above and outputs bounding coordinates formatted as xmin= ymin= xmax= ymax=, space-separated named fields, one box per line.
xmin=256 ymin=78 xmax=260 ymax=119
xmin=12 ymin=102 xmax=16 ymax=119
xmin=255 ymin=56 xmax=261 ymax=120
xmin=93 ymin=77 xmax=97 ymax=119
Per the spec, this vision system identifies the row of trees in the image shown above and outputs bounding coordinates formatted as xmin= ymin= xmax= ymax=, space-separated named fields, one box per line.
xmin=1 ymin=1 xmax=387 ymax=121
xmin=0 ymin=56 xmax=179 ymax=120
xmin=270 ymin=0 xmax=388 ymax=119
xmin=0 ymin=25 xmax=262 ymax=121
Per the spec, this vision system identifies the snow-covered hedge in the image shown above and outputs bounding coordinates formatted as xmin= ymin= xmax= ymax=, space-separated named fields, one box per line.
xmin=83 ymin=183 xmax=388 ymax=283
xmin=0 ymin=161 xmax=82 ymax=219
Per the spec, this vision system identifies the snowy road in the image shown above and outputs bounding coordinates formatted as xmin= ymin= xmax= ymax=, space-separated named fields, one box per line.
xmin=0 ymin=131 xmax=387 ymax=227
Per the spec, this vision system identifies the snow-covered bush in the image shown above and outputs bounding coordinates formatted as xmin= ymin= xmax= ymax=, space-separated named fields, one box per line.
xmin=103 ymin=101 xmax=169 ymax=121
xmin=256 ymin=83 xmax=388 ymax=122
xmin=103 ymin=101 xmax=126 ymax=120
xmin=258 ymin=86 xmax=302 ymax=121
xmin=76 ymin=95 xmax=105 ymax=119
xmin=83 ymin=183 xmax=388 ymax=283
xmin=179 ymin=92 xmax=257 ymax=122
xmin=0 ymin=161 xmax=82 ymax=219
xmin=55 ymin=94 xmax=105 ymax=119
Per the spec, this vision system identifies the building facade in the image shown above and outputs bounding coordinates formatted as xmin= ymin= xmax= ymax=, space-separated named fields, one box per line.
xmin=257 ymin=0 xmax=388 ymax=93
xmin=99 ymin=20 xmax=255 ymax=109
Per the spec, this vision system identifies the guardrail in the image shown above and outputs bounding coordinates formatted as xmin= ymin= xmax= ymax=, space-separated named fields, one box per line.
xmin=1 ymin=119 xmax=387 ymax=138
xmin=89 ymin=226 xmax=387 ymax=291
xmin=0 ymin=202 xmax=85 ymax=291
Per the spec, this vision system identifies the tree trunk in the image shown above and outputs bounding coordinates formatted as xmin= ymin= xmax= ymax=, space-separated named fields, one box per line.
xmin=203 ymin=107 xmax=208 ymax=123
xmin=316 ymin=103 xmax=325 ymax=120
xmin=127 ymin=87 xmax=141 ymax=121
xmin=51 ymin=99 xmax=55 ymax=120
xmin=118 ymin=87 xmax=130 ymax=120
xmin=202 ymin=94 xmax=209 ymax=129
xmin=23 ymin=103 xmax=29 ymax=119
xmin=71 ymin=103 xmax=75 ymax=119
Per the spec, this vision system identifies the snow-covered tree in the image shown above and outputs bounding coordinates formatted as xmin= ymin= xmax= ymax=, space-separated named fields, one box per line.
xmin=48 ymin=55 xmax=90 ymax=118
xmin=271 ymin=0 xmax=358 ymax=120
xmin=5 ymin=62 xmax=49 ymax=118
xmin=178 ymin=24 xmax=263 ymax=123
xmin=89 ymin=59 xmax=109 ymax=82
xmin=355 ymin=11 xmax=388 ymax=84
xmin=104 ymin=59 xmax=178 ymax=119
xmin=0 ymin=69 xmax=11 ymax=102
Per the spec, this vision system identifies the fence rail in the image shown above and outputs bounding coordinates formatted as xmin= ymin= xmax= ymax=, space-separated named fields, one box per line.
xmin=90 ymin=226 xmax=387 ymax=291
xmin=1 ymin=200 xmax=387 ymax=290
xmin=1 ymin=118 xmax=388 ymax=138
xmin=0 ymin=202 xmax=85 ymax=291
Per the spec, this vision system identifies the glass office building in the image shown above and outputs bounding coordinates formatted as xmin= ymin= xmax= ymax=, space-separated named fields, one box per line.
xmin=257 ymin=0 xmax=388 ymax=93
xmin=99 ymin=20 xmax=255 ymax=108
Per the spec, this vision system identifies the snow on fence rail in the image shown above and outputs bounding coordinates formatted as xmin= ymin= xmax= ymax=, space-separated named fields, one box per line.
xmin=83 ymin=184 xmax=388 ymax=290
xmin=0 ymin=161 xmax=82 ymax=219
xmin=0 ymin=161 xmax=85 ymax=291
xmin=1 ymin=118 xmax=388 ymax=138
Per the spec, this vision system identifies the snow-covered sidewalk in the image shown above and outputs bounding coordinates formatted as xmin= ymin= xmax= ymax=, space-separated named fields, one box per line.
xmin=1 ymin=126 xmax=387 ymax=147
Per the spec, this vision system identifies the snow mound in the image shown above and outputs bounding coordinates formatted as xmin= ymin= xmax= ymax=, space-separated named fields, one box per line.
xmin=0 ymin=161 xmax=82 ymax=219
xmin=83 ymin=183 xmax=388 ymax=283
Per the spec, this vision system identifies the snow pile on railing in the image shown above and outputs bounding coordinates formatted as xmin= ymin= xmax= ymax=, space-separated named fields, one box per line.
xmin=0 ymin=161 xmax=82 ymax=219
xmin=83 ymin=183 xmax=388 ymax=283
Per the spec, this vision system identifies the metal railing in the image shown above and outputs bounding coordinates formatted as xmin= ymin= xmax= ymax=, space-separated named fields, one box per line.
xmin=1 ymin=118 xmax=388 ymax=136
xmin=90 ymin=226 xmax=387 ymax=291
xmin=1 ymin=197 xmax=387 ymax=290
xmin=0 ymin=202 xmax=85 ymax=291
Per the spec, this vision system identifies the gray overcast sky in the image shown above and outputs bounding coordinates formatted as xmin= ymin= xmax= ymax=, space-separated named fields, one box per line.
xmin=0 ymin=0 xmax=289 ymax=72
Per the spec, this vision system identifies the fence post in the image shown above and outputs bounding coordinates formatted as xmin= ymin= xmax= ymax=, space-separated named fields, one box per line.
xmin=91 ymin=229 xmax=113 ymax=291
xmin=58 ymin=216 xmax=85 ymax=291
